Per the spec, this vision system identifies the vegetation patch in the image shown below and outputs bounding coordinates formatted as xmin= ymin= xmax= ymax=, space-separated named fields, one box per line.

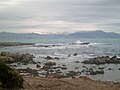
xmin=0 ymin=61 xmax=23 ymax=89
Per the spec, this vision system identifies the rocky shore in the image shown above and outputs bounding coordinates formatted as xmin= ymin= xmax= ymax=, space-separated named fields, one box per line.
xmin=0 ymin=51 xmax=34 ymax=64
xmin=82 ymin=56 xmax=120 ymax=65
xmin=0 ymin=51 xmax=120 ymax=90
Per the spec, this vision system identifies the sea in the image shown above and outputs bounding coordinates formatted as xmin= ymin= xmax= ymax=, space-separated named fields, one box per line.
xmin=0 ymin=38 xmax=120 ymax=82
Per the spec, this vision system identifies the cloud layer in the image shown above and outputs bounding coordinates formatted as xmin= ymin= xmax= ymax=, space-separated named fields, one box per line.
xmin=0 ymin=0 xmax=120 ymax=33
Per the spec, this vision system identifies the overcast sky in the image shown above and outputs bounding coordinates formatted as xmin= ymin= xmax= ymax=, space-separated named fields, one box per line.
xmin=0 ymin=0 xmax=120 ymax=33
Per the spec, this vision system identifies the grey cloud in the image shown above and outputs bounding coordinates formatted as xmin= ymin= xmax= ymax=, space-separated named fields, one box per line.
xmin=0 ymin=0 xmax=120 ymax=33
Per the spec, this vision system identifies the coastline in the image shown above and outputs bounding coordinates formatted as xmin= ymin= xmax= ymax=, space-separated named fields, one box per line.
xmin=0 ymin=41 xmax=120 ymax=89
xmin=0 ymin=42 xmax=34 ymax=47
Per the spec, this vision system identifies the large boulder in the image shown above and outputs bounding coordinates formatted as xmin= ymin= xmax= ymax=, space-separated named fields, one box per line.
xmin=0 ymin=52 xmax=34 ymax=63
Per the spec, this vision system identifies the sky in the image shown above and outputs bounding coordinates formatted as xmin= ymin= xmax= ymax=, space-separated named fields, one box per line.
xmin=0 ymin=0 xmax=120 ymax=33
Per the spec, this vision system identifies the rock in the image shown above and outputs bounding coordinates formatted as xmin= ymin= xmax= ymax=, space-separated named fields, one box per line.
xmin=44 ymin=56 xmax=53 ymax=60
xmin=0 ymin=52 xmax=34 ymax=64
xmin=75 ymin=61 xmax=80 ymax=63
xmin=55 ymin=69 xmax=62 ymax=73
xmin=1 ymin=52 xmax=8 ymax=56
xmin=98 ymin=67 xmax=105 ymax=69
xmin=68 ymin=54 xmax=71 ymax=57
xmin=82 ymin=56 xmax=120 ymax=65
xmin=26 ymin=68 xmax=39 ymax=76
xmin=89 ymin=68 xmax=104 ymax=75
xmin=108 ymin=68 xmax=114 ymax=71
xmin=73 ymin=53 xmax=77 ymax=56
xmin=62 ymin=64 xmax=66 ymax=66
xmin=42 ymin=62 xmax=56 ymax=70
xmin=45 ymin=62 xmax=56 ymax=66
xmin=54 ymin=57 xmax=59 ymax=59
xmin=96 ymin=70 xmax=104 ymax=74
xmin=29 ymin=61 xmax=37 ymax=64
xmin=44 ymin=56 xmax=59 ymax=60
xmin=66 ymin=71 xmax=79 ymax=77
xmin=13 ymin=64 xmax=18 ymax=67
xmin=36 ymin=64 xmax=41 ymax=68
xmin=75 ymin=67 xmax=79 ymax=69
xmin=89 ymin=68 xmax=97 ymax=75
xmin=61 ymin=67 xmax=67 ymax=70
xmin=49 ymin=69 xmax=54 ymax=73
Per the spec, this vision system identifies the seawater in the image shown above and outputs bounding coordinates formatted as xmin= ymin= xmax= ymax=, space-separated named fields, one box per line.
xmin=0 ymin=38 xmax=120 ymax=81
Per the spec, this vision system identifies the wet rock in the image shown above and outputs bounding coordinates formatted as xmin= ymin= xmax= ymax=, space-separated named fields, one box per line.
xmin=82 ymin=56 xmax=120 ymax=65
xmin=96 ymin=70 xmax=104 ymax=74
xmin=107 ymin=68 xmax=114 ymax=71
xmin=68 ymin=54 xmax=71 ymax=57
xmin=54 ymin=57 xmax=59 ymax=59
xmin=29 ymin=61 xmax=37 ymax=64
xmin=44 ymin=56 xmax=59 ymax=60
xmin=42 ymin=62 xmax=56 ymax=70
xmin=98 ymin=67 xmax=105 ymax=70
xmin=55 ymin=69 xmax=62 ymax=73
xmin=75 ymin=61 xmax=80 ymax=63
xmin=45 ymin=62 xmax=56 ymax=66
xmin=75 ymin=67 xmax=79 ymax=69
xmin=62 ymin=64 xmax=66 ymax=66
xmin=73 ymin=53 xmax=77 ymax=56
xmin=36 ymin=64 xmax=41 ymax=68
xmin=61 ymin=67 xmax=67 ymax=70
xmin=72 ymin=76 xmax=76 ymax=79
xmin=44 ymin=56 xmax=53 ymax=60
xmin=82 ymin=65 xmax=88 ymax=70
xmin=49 ymin=69 xmax=54 ymax=73
xmin=66 ymin=71 xmax=79 ymax=77
xmin=13 ymin=64 xmax=18 ymax=67
xmin=89 ymin=68 xmax=97 ymax=75
xmin=1 ymin=51 xmax=9 ymax=56
xmin=26 ymin=68 xmax=39 ymax=76
xmin=89 ymin=68 xmax=104 ymax=75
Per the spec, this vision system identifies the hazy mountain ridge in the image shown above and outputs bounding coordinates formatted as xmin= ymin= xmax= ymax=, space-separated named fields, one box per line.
xmin=66 ymin=30 xmax=120 ymax=38
xmin=0 ymin=30 xmax=120 ymax=39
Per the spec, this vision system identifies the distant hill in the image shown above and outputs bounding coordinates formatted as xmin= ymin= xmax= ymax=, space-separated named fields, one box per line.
xmin=0 ymin=30 xmax=120 ymax=40
xmin=0 ymin=32 xmax=64 ymax=39
xmin=66 ymin=30 xmax=120 ymax=38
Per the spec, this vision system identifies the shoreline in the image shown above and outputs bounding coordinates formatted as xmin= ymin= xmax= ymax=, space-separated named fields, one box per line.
xmin=0 ymin=42 xmax=34 ymax=47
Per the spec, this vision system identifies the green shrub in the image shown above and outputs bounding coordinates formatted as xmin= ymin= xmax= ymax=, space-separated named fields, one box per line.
xmin=0 ymin=61 xmax=23 ymax=89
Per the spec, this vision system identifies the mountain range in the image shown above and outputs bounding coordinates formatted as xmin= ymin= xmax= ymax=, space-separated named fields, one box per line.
xmin=0 ymin=30 xmax=120 ymax=39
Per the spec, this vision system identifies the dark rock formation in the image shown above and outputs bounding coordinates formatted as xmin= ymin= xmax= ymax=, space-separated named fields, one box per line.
xmin=73 ymin=53 xmax=77 ymax=56
xmin=82 ymin=56 xmax=120 ymax=65
xmin=88 ymin=68 xmax=104 ymax=75
xmin=66 ymin=71 xmax=80 ymax=77
xmin=44 ymin=56 xmax=59 ymax=60
xmin=42 ymin=62 xmax=56 ymax=70
xmin=0 ymin=52 xmax=34 ymax=64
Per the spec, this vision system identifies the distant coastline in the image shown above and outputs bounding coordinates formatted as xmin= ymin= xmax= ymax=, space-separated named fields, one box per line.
xmin=0 ymin=42 xmax=34 ymax=47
